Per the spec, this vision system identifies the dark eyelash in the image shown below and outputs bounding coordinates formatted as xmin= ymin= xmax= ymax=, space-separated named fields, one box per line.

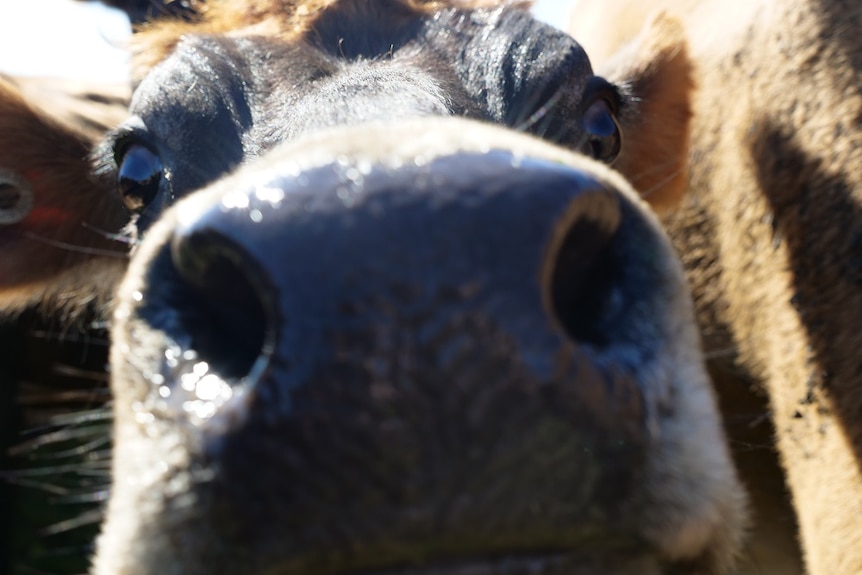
xmin=582 ymin=76 xmax=622 ymax=116
xmin=112 ymin=129 xmax=157 ymax=166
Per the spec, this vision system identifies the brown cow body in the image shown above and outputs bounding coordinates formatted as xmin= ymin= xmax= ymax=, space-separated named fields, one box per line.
xmin=570 ymin=1 xmax=862 ymax=574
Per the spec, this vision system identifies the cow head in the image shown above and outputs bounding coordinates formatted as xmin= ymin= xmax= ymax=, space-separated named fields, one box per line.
xmin=88 ymin=2 xmax=744 ymax=574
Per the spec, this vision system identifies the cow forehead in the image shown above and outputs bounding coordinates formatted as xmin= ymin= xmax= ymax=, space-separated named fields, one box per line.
xmin=131 ymin=5 xmax=593 ymax=127
xmin=138 ymin=6 xmax=588 ymax=79
xmin=129 ymin=0 xmax=533 ymax=72
xmin=114 ymin=1 xmax=603 ymax=233
xmin=126 ymin=5 xmax=594 ymax=188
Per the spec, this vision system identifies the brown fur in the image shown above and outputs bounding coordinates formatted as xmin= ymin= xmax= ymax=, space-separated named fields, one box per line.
xmin=126 ymin=0 xmax=694 ymax=221
xmin=0 ymin=76 xmax=128 ymax=317
xmin=6 ymin=75 xmax=130 ymax=142
xmin=0 ymin=79 xmax=127 ymax=574
xmin=82 ymin=0 xmax=754 ymax=573
xmin=128 ymin=0 xmax=523 ymax=79
xmin=570 ymin=2 xmax=862 ymax=574
xmin=602 ymin=15 xmax=693 ymax=213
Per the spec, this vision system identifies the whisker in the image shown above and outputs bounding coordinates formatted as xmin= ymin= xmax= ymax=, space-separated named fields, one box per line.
xmin=40 ymin=508 xmax=105 ymax=537
xmin=514 ymin=85 xmax=565 ymax=135
xmin=13 ymin=409 xmax=112 ymax=447
xmin=9 ymin=427 xmax=109 ymax=458
xmin=625 ymin=157 xmax=683 ymax=183
xmin=636 ymin=166 xmax=684 ymax=199
xmin=74 ymin=465 xmax=113 ymax=479
xmin=703 ymin=347 xmax=740 ymax=360
xmin=16 ymin=387 xmax=111 ymax=406
xmin=80 ymin=221 xmax=137 ymax=246
xmin=514 ymin=92 xmax=552 ymax=132
xmin=5 ymin=477 xmax=76 ymax=497
xmin=50 ymin=364 xmax=110 ymax=383
xmin=20 ymin=437 xmax=111 ymax=462
xmin=728 ymin=438 xmax=776 ymax=452
xmin=2 ymin=461 xmax=104 ymax=479
xmin=22 ymin=232 xmax=129 ymax=258
xmin=27 ymin=330 xmax=110 ymax=345
xmin=746 ymin=410 xmax=773 ymax=429
xmin=31 ymin=407 xmax=113 ymax=430
xmin=55 ymin=488 xmax=111 ymax=506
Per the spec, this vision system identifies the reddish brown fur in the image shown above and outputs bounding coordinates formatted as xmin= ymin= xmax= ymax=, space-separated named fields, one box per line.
xmin=599 ymin=15 xmax=693 ymax=213
xmin=7 ymin=75 xmax=129 ymax=142
xmin=0 ymin=76 xmax=128 ymax=317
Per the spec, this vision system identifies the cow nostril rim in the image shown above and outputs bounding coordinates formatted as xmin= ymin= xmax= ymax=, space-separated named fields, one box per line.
xmin=169 ymin=226 xmax=274 ymax=382
xmin=544 ymin=188 xmax=622 ymax=348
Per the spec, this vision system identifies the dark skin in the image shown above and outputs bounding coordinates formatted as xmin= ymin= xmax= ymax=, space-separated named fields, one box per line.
xmin=97 ymin=4 xmax=621 ymax=231
xmin=77 ymin=2 xmax=744 ymax=574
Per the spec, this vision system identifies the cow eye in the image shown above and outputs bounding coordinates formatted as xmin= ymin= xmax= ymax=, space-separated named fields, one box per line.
xmin=0 ymin=170 xmax=34 ymax=225
xmin=581 ymin=80 xmax=622 ymax=165
xmin=583 ymin=98 xmax=622 ymax=164
xmin=117 ymin=144 xmax=163 ymax=213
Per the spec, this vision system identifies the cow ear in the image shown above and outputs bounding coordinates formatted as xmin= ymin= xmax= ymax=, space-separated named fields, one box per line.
xmin=596 ymin=14 xmax=694 ymax=213
xmin=81 ymin=0 xmax=202 ymax=25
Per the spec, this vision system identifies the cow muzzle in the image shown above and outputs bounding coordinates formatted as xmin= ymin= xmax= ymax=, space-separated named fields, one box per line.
xmin=100 ymin=119 xmax=738 ymax=575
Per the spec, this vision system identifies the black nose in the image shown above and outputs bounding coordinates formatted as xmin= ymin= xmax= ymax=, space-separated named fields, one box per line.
xmin=112 ymin=122 xmax=685 ymax=574
xmin=142 ymin=142 xmax=654 ymax=557
xmin=167 ymin=150 xmax=623 ymax=388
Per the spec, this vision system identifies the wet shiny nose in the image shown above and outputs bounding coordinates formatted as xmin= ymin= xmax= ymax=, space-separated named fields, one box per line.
xmin=116 ymin=126 xmax=664 ymax=573
xmin=102 ymin=122 xmax=741 ymax=575
xmin=168 ymin=150 xmax=622 ymax=386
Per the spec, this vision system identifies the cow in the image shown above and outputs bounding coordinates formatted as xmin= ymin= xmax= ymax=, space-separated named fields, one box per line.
xmin=76 ymin=1 xmax=753 ymax=574
xmin=0 ymin=9 xmax=695 ymax=573
xmin=569 ymin=1 xmax=862 ymax=574
xmin=0 ymin=74 xmax=129 ymax=316
xmin=5 ymin=1 xmax=749 ymax=574
xmin=0 ymin=75 xmax=128 ymax=573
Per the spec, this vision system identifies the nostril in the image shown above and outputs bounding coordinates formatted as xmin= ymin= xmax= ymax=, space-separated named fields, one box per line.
xmin=545 ymin=189 xmax=622 ymax=348
xmin=169 ymin=225 xmax=274 ymax=382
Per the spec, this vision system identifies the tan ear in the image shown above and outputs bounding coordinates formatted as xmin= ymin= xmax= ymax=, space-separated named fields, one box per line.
xmin=601 ymin=14 xmax=694 ymax=213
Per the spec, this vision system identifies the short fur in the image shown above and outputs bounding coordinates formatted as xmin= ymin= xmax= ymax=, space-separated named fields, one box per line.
xmin=125 ymin=0 xmax=521 ymax=79
xmin=570 ymin=1 xmax=862 ymax=574
xmin=0 ymin=76 xmax=128 ymax=317
xmin=587 ymin=15 xmax=692 ymax=214
xmin=0 ymin=76 xmax=128 ymax=573
xmin=5 ymin=1 xmax=749 ymax=574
